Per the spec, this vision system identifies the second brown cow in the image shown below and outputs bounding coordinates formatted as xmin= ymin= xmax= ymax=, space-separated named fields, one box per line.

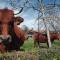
xmin=32 ymin=31 xmax=60 ymax=48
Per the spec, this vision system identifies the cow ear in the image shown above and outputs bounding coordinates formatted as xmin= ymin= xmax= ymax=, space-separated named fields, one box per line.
xmin=15 ymin=17 xmax=24 ymax=25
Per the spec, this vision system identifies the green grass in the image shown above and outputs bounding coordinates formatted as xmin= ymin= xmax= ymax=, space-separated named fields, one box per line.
xmin=20 ymin=37 xmax=34 ymax=51
xmin=20 ymin=37 xmax=60 ymax=52
xmin=0 ymin=37 xmax=60 ymax=60
xmin=53 ymin=40 xmax=60 ymax=46
xmin=52 ymin=40 xmax=60 ymax=48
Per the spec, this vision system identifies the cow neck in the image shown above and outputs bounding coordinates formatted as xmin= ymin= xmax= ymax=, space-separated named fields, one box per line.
xmin=1 ymin=23 xmax=9 ymax=36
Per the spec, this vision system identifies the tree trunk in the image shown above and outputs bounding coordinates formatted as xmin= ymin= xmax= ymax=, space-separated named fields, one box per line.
xmin=46 ymin=26 xmax=52 ymax=48
xmin=43 ymin=19 xmax=52 ymax=48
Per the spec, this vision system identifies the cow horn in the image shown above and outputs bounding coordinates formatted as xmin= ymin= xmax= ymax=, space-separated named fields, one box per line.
xmin=14 ymin=8 xmax=23 ymax=15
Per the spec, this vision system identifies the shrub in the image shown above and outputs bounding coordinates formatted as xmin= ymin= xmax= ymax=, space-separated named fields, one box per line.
xmin=0 ymin=48 xmax=60 ymax=60
xmin=38 ymin=48 xmax=60 ymax=60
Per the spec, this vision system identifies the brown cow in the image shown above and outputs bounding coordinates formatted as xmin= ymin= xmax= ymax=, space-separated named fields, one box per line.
xmin=32 ymin=31 xmax=60 ymax=48
xmin=0 ymin=8 xmax=26 ymax=52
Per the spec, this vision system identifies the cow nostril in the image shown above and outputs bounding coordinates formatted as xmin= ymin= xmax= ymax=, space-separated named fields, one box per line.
xmin=0 ymin=39 xmax=2 ymax=43
xmin=7 ymin=37 xmax=10 ymax=40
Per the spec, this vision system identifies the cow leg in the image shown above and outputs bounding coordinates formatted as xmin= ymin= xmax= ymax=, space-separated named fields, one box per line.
xmin=34 ymin=40 xmax=40 ymax=48
xmin=51 ymin=40 xmax=54 ymax=44
xmin=47 ymin=41 xmax=50 ymax=48
xmin=37 ymin=41 xmax=41 ymax=48
xmin=34 ymin=40 xmax=37 ymax=47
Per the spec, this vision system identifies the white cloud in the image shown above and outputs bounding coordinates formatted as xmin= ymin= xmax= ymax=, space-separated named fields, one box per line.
xmin=19 ymin=19 xmax=35 ymax=29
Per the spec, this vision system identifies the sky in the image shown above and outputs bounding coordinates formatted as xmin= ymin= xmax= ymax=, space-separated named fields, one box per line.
xmin=0 ymin=0 xmax=39 ymax=30
xmin=0 ymin=0 xmax=60 ymax=31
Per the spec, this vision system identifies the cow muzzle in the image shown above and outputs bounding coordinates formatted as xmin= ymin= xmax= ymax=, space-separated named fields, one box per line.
xmin=0 ymin=35 xmax=12 ymax=43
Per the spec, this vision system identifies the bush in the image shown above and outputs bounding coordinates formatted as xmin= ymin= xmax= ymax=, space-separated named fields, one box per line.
xmin=38 ymin=48 xmax=60 ymax=60
xmin=0 ymin=48 xmax=60 ymax=60
xmin=0 ymin=51 xmax=38 ymax=60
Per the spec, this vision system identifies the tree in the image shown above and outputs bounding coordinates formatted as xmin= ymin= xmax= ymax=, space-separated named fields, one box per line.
xmin=3 ymin=0 xmax=60 ymax=47
xmin=8 ymin=0 xmax=30 ymax=15
xmin=30 ymin=0 xmax=60 ymax=47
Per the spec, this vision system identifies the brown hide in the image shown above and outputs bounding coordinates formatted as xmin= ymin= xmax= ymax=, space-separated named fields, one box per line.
xmin=0 ymin=10 xmax=2 ymax=21
xmin=0 ymin=8 xmax=14 ymax=36
xmin=0 ymin=9 xmax=14 ymax=24
xmin=2 ymin=24 xmax=9 ymax=36
xmin=32 ymin=32 xmax=47 ymax=43
xmin=0 ymin=9 xmax=14 ymax=52
xmin=50 ymin=32 xmax=59 ymax=41
xmin=32 ymin=32 xmax=60 ymax=47
xmin=14 ymin=17 xmax=27 ymax=41
xmin=14 ymin=22 xmax=26 ymax=42
xmin=0 ymin=8 xmax=26 ymax=52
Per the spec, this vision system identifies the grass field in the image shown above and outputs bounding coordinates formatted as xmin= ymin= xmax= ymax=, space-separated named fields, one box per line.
xmin=0 ymin=37 xmax=60 ymax=60
xmin=19 ymin=37 xmax=60 ymax=60
xmin=21 ymin=37 xmax=60 ymax=51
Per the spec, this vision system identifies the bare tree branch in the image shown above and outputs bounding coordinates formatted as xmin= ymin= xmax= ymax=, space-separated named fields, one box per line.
xmin=10 ymin=0 xmax=29 ymax=15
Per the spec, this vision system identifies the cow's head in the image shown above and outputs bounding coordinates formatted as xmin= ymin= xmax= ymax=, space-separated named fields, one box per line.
xmin=0 ymin=8 xmax=24 ymax=44
xmin=0 ymin=8 xmax=14 ymax=43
